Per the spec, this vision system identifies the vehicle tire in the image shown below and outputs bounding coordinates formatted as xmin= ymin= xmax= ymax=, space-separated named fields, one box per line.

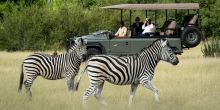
xmin=181 ymin=26 xmax=202 ymax=48
xmin=87 ymin=48 xmax=101 ymax=59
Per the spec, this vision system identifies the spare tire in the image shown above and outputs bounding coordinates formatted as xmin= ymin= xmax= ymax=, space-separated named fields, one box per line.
xmin=181 ymin=26 xmax=202 ymax=48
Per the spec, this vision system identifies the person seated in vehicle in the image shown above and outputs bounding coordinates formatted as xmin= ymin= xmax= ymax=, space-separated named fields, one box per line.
xmin=142 ymin=18 xmax=156 ymax=36
xmin=131 ymin=17 xmax=144 ymax=36
xmin=115 ymin=21 xmax=128 ymax=38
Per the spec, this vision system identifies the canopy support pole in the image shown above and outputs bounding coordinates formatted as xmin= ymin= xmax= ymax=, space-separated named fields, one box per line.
xmin=145 ymin=10 xmax=148 ymax=18
xmin=129 ymin=10 xmax=132 ymax=27
xmin=165 ymin=10 xmax=168 ymax=21
xmin=121 ymin=9 xmax=123 ymax=21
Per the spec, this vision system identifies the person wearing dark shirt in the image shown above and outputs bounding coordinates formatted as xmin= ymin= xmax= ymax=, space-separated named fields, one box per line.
xmin=131 ymin=17 xmax=144 ymax=36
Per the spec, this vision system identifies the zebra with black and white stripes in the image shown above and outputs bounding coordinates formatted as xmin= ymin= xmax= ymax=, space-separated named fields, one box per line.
xmin=79 ymin=39 xmax=179 ymax=106
xmin=18 ymin=37 xmax=87 ymax=99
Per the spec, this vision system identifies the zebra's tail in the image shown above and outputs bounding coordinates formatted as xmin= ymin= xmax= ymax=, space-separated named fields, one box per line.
xmin=18 ymin=63 xmax=24 ymax=93
xmin=74 ymin=65 xmax=88 ymax=91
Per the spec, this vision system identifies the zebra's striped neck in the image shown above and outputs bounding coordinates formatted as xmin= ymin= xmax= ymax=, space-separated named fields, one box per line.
xmin=62 ymin=48 xmax=81 ymax=76
xmin=69 ymin=44 xmax=82 ymax=62
xmin=137 ymin=41 xmax=162 ymax=80
xmin=67 ymin=49 xmax=81 ymax=65
xmin=52 ymin=45 xmax=81 ymax=72
xmin=71 ymin=52 xmax=81 ymax=63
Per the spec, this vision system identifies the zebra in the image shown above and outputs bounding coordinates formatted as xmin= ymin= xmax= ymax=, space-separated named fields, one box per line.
xmin=77 ymin=39 xmax=179 ymax=106
xmin=18 ymin=37 xmax=87 ymax=100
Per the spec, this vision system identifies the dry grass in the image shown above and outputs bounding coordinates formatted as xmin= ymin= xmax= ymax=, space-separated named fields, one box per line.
xmin=0 ymin=46 xmax=220 ymax=110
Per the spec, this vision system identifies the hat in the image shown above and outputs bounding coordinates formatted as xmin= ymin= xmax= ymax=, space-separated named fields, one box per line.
xmin=145 ymin=18 xmax=149 ymax=22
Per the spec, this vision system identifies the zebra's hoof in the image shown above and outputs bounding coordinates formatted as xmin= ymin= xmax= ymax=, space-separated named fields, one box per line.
xmin=100 ymin=100 xmax=108 ymax=106
xmin=154 ymin=93 xmax=160 ymax=103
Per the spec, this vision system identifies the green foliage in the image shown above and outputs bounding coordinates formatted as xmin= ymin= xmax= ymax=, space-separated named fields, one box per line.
xmin=200 ymin=0 xmax=220 ymax=57
xmin=0 ymin=1 xmax=89 ymax=51
xmin=0 ymin=1 xmax=122 ymax=51
xmin=200 ymin=0 xmax=219 ymax=37
xmin=1 ymin=4 xmax=58 ymax=51
xmin=202 ymin=37 xmax=220 ymax=57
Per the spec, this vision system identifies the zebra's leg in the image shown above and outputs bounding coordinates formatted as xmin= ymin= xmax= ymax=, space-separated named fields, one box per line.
xmin=140 ymin=80 xmax=159 ymax=102
xmin=24 ymin=74 xmax=37 ymax=100
xmin=94 ymin=82 xmax=108 ymax=106
xmin=74 ymin=73 xmax=83 ymax=91
xmin=128 ymin=84 xmax=138 ymax=107
xmin=83 ymin=84 xmax=97 ymax=105
xmin=66 ymin=75 xmax=75 ymax=92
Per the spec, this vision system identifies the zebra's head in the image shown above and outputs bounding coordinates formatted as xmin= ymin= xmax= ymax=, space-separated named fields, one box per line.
xmin=69 ymin=37 xmax=87 ymax=61
xmin=160 ymin=39 xmax=179 ymax=65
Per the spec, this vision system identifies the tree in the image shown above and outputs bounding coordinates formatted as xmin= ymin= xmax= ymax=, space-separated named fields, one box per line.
xmin=200 ymin=0 xmax=220 ymax=57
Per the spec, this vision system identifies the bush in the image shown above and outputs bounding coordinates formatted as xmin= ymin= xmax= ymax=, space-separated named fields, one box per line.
xmin=202 ymin=37 xmax=220 ymax=57
xmin=0 ymin=2 xmax=91 ymax=51
xmin=0 ymin=1 xmax=123 ymax=51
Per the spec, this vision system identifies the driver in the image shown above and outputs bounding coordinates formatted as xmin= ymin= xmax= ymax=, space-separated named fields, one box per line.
xmin=115 ymin=21 xmax=127 ymax=38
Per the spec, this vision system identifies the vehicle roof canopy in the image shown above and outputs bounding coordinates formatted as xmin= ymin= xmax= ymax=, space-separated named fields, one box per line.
xmin=102 ymin=3 xmax=199 ymax=10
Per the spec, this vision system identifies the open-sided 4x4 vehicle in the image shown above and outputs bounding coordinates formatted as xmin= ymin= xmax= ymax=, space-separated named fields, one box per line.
xmin=73 ymin=3 xmax=202 ymax=58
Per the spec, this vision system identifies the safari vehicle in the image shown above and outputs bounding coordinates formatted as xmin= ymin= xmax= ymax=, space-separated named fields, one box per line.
xmin=77 ymin=3 xmax=202 ymax=57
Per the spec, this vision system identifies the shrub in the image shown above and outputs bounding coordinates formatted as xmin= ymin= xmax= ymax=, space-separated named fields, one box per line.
xmin=202 ymin=37 xmax=220 ymax=57
xmin=0 ymin=2 xmax=90 ymax=51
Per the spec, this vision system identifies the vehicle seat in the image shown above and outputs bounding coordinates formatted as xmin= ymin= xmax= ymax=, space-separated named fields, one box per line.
xmin=127 ymin=28 xmax=131 ymax=37
xmin=160 ymin=19 xmax=177 ymax=36
xmin=183 ymin=14 xmax=198 ymax=27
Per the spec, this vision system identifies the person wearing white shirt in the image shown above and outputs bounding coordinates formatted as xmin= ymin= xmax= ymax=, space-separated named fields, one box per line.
xmin=142 ymin=18 xmax=156 ymax=36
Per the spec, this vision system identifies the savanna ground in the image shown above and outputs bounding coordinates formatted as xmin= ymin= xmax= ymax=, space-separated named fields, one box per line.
xmin=0 ymin=45 xmax=220 ymax=110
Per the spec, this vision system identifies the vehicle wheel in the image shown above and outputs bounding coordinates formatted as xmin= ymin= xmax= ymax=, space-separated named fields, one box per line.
xmin=181 ymin=26 xmax=202 ymax=48
xmin=87 ymin=48 xmax=101 ymax=59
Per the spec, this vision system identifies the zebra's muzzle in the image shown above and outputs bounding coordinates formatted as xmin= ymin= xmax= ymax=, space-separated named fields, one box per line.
xmin=82 ymin=54 xmax=87 ymax=62
xmin=172 ymin=58 xmax=179 ymax=65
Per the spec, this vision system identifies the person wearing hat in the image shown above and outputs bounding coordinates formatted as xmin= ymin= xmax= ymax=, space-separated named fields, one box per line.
xmin=142 ymin=18 xmax=156 ymax=36
xmin=115 ymin=21 xmax=128 ymax=38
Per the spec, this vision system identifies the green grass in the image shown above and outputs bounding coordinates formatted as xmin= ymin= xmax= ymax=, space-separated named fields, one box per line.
xmin=0 ymin=47 xmax=220 ymax=110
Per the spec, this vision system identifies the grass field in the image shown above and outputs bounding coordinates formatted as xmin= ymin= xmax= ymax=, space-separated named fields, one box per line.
xmin=0 ymin=46 xmax=220 ymax=110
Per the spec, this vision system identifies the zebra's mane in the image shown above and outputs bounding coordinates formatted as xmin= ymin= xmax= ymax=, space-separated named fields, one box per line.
xmin=140 ymin=38 xmax=169 ymax=53
xmin=140 ymin=39 xmax=161 ymax=53
xmin=67 ymin=43 xmax=77 ymax=53
xmin=34 ymin=52 xmax=70 ymax=58
xmin=33 ymin=44 xmax=77 ymax=58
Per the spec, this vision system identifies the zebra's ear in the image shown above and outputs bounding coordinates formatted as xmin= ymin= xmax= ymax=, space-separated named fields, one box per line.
xmin=75 ymin=37 xmax=82 ymax=45
xmin=79 ymin=37 xmax=87 ymax=45
xmin=79 ymin=37 xmax=86 ymax=45
xmin=161 ymin=39 xmax=167 ymax=47
xmin=80 ymin=38 xmax=83 ymax=44
xmin=82 ymin=38 xmax=87 ymax=45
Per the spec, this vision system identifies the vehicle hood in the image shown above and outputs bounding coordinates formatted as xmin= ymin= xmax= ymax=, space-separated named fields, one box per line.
xmin=81 ymin=30 xmax=110 ymax=40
